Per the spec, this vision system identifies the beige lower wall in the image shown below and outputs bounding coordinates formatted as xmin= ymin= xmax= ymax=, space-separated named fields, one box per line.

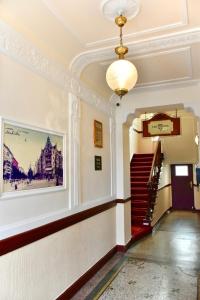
xmin=0 ymin=207 xmax=116 ymax=300
xmin=151 ymin=186 xmax=172 ymax=226
xmin=124 ymin=201 xmax=132 ymax=244
xmin=194 ymin=186 xmax=200 ymax=209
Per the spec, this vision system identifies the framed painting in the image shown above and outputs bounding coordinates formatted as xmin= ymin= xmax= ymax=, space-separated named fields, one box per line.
xmin=0 ymin=118 xmax=66 ymax=198
xmin=94 ymin=120 xmax=103 ymax=148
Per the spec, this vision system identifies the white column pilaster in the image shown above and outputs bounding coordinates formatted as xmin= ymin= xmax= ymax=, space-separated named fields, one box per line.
xmin=116 ymin=202 xmax=132 ymax=246
xmin=109 ymin=110 xmax=116 ymax=197
xmin=68 ymin=93 xmax=80 ymax=208
xmin=116 ymin=121 xmax=125 ymax=198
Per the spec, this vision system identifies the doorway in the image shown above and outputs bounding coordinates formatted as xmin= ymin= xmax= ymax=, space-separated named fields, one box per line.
xmin=171 ymin=164 xmax=194 ymax=210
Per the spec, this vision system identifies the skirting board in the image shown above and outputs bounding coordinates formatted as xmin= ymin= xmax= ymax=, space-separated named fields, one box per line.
xmin=117 ymin=238 xmax=133 ymax=252
xmin=152 ymin=207 xmax=172 ymax=230
xmin=57 ymin=246 xmax=117 ymax=299
xmin=57 ymin=237 xmax=134 ymax=299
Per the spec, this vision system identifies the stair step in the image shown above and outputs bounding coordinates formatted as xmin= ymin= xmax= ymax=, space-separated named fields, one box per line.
xmin=132 ymin=193 xmax=149 ymax=198
xmin=132 ymin=162 xmax=152 ymax=167
xmin=133 ymin=154 xmax=154 ymax=158
xmin=131 ymin=170 xmax=151 ymax=174
xmin=131 ymin=165 xmax=151 ymax=169
xmin=132 ymin=157 xmax=153 ymax=162
xmin=132 ymin=203 xmax=149 ymax=208
xmin=132 ymin=216 xmax=146 ymax=225
xmin=131 ymin=182 xmax=148 ymax=187
xmin=130 ymin=152 xmax=156 ymax=226
xmin=132 ymin=214 xmax=146 ymax=219
xmin=131 ymin=177 xmax=149 ymax=182
xmin=131 ymin=173 xmax=150 ymax=178
xmin=131 ymin=208 xmax=147 ymax=216
xmin=132 ymin=188 xmax=148 ymax=194
xmin=131 ymin=171 xmax=150 ymax=174
xmin=132 ymin=207 xmax=147 ymax=211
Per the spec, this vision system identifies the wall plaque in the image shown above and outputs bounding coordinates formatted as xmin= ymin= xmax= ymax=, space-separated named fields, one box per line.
xmin=143 ymin=113 xmax=180 ymax=137
xmin=94 ymin=155 xmax=102 ymax=171
xmin=94 ymin=120 xmax=103 ymax=148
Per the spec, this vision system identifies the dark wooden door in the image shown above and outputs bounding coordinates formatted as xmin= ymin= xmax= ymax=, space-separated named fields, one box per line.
xmin=171 ymin=164 xmax=194 ymax=210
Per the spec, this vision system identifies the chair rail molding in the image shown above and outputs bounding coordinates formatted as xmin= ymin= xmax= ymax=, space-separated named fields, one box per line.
xmin=0 ymin=20 xmax=111 ymax=115
xmin=70 ymin=28 xmax=200 ymax=77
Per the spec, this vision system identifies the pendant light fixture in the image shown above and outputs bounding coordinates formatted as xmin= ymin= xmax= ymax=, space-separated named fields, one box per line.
xmin=106 ymin=14 xmax=138 ymax=99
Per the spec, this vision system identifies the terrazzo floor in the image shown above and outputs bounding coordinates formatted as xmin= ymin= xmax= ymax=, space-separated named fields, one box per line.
xmin=72 ymin=211 xmax=200 ymax=300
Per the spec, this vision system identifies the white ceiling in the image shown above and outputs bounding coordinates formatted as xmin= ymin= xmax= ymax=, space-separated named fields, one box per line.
xmin=43 ymin=0 xmax=194 ymax=48
xmin=0 ymin=0 xmax=199 ymax=98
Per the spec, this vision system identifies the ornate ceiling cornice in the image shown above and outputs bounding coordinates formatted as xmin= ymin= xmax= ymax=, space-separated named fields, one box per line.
xmin=70 ymin=28 xmax=200 ymax=76
xmin=0 ymin=20 xmax=112 ymax=115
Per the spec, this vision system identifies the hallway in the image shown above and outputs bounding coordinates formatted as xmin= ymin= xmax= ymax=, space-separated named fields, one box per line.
xmin=75 ymin=211 xmax=200 ymax=299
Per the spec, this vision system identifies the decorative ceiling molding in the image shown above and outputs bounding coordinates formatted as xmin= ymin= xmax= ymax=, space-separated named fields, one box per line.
xmin=101 ymin=0 xmax=140 ymax=21
xmin=100 ymin=46 xmax=192 ymax=66
xmin=87 ymin=0 xmax=188 ymax=48
xmin=70 ymin=28 xmax=200 ymax=76
xmin=0 ymin=20 xmax=111 ymax=115
xmin=132 ymin=78 xmax=200 ymax=92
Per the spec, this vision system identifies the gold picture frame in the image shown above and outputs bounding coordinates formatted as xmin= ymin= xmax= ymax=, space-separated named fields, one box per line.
xmin=94 ymin=120 xmax=103 ymax=148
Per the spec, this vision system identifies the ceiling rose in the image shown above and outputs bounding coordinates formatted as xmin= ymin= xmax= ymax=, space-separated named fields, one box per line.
xmin=101 ymin=0 xmax=140 ymax=21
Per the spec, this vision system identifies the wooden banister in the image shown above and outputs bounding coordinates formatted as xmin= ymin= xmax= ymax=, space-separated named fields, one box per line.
xmin=148 ymin=140 xmax=162 ymax=184
xmin=145 ymin=140 xmax=163 ymax=225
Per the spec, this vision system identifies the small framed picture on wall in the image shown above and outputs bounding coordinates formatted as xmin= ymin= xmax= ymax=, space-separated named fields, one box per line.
xmin=94 ymin=155 xmax=102 ymax=171
xmin=94 ymin=120 xmax=103 ymax=148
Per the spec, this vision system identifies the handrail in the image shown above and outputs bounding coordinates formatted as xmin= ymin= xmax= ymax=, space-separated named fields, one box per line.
xmin=148 ymin=140 xmax=161 ymax=184
xmin=145 ymin=140 xmax=163 ymax=225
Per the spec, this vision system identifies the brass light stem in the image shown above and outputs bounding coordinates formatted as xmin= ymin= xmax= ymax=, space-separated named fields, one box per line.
xmin=115 ymin=15 xmax=128 ymax=60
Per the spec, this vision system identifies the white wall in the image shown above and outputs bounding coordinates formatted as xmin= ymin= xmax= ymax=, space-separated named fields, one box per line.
xmin=123 ymin=124 xmax=131 ymax=199
xmin=116 ymin=82 xmax=200 ymax=198
xmin=0 ymin=207 xmax=116 ymax=300
xmin=194 ymin=187 xmax=200 ymax=209
xmin=129 ymin=129 xmax=138 ymax=160
xmin=80 ymin=101 xmax=112 ymax=203
xmin=0 ymin=13 xmax=128 ymax=300
xmin=151 ymin=162 xmax=172 ymax=226
xmin=161 ymin=116 xmax=198 ymax=164
xmin=159 ymin=163 xmax=171 ymax=189
xmin=151 ymin=186 xmax=172 ymax=226
xmin=0 ymin=53 xmax=69 ymax=230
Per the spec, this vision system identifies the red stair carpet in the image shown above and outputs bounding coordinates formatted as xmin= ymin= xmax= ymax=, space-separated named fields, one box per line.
xmin=130 ymin=153 xmax=153 ymax=241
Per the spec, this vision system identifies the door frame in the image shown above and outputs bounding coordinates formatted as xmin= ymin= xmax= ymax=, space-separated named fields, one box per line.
xmin=171 ymin=164 xmax=195 ymax=210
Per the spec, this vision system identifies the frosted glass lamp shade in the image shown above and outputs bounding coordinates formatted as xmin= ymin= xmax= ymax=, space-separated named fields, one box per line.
xmin=106 ymin=59 xmax=138 ymax=96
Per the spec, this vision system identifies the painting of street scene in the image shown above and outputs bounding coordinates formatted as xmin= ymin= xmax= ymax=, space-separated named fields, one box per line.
xmin=3 ymin=122 xmax=64 ymax=193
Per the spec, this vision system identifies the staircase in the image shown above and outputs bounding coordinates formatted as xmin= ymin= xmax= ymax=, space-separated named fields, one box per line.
xmin=131 ymin=154 xmax=154 ymax=226
xmin=130 ymin=141 xmax=163 ymax=240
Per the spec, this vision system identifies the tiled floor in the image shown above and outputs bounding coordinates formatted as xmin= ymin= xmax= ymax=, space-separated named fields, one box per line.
xmin=128 ymin=211 xmax=200 ymax=269
xmin=72 ymin=211 xmax=200 ymax=299
xmin=99 ymin=257 xmax=197 ymax=300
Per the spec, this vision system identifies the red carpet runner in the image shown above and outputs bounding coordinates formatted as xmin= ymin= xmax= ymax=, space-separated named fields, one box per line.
xmin=130 ymin=153 xmax=153 ymax=240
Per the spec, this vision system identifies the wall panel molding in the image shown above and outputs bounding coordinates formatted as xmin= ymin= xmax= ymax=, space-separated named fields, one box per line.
xmin=71 ymin=29 xmax=200 ymax=76
xmin=0 ymin=20 xmax=111 ymax=115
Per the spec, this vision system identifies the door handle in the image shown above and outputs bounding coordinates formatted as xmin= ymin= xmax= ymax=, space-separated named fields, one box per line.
xmin=189 ymin=181 xmax=193 ymax=189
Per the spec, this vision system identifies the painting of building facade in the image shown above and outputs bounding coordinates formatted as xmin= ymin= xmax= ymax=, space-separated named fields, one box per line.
xmin=3 ymin=122 xmax=64 ymax=193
